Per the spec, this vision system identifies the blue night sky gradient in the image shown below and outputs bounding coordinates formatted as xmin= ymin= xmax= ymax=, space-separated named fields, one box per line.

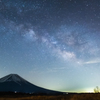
xmin=0 ymin=0 xmax=100 ymax=92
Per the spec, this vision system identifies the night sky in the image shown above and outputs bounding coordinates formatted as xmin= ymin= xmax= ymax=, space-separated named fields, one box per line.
xmin=0 ymin=0 xmax=100 ymax=93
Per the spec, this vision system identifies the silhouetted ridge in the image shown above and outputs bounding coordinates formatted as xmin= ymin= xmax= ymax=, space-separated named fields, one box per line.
xmin=0 ymin=74 xmax=62 ymax=94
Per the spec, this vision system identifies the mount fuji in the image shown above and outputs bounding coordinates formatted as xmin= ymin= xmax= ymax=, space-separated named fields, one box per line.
xmin=0 ymin=74 xmax=62 ymax=94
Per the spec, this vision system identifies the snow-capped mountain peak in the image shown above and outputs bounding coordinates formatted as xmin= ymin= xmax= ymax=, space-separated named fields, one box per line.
xmin=0 ymin=74 xmax=27 ymax=83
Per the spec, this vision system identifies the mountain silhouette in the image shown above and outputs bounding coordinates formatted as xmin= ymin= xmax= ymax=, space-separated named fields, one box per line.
xmin=0 ymin=74 xmax=62 ymax=94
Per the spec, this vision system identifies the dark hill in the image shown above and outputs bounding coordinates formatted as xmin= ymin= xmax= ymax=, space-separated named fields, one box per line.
xmin=0 ymin=74 xmax=62 ymax=94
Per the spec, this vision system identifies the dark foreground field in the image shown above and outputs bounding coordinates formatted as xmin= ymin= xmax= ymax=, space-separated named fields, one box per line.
xmin=0 ymin=92 xmax=100 ymax=100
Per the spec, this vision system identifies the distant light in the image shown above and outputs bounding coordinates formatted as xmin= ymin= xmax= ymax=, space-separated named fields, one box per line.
xmin=15 ymin=91 xmax=17 ymax=93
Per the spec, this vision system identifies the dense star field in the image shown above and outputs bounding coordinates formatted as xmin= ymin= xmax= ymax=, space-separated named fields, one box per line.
xmin=0 ymin=0 xmax=100 ymax=92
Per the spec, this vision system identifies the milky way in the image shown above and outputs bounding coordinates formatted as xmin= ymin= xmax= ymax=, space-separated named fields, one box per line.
xmin=0 ymin=0 xmax=100 ymax=92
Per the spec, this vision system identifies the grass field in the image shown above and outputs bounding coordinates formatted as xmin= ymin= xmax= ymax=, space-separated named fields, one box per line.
xmin=0 ymin=93 xmax=100 ymax=100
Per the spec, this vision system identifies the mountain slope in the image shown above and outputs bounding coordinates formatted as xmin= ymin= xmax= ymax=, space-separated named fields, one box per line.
xmin=0 ymin=74 xmax=62 ymax=94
